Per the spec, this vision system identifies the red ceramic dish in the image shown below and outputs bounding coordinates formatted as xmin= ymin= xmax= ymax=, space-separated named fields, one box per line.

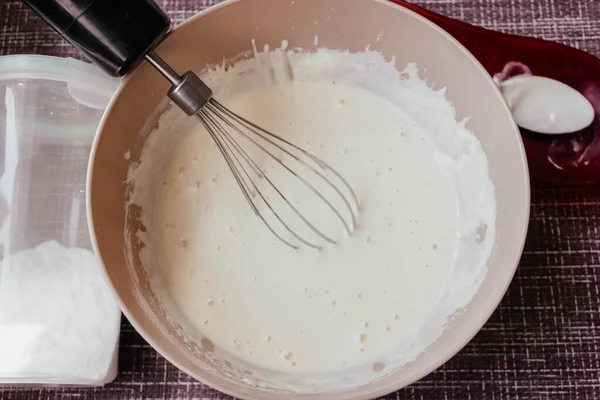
xmin=394 ymin=0 xmax=600 ymax=186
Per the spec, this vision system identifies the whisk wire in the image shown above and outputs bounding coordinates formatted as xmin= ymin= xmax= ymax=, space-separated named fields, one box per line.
xmin=210 ymin=99 xmax=359 ymax=218
xmin=200 ymin=107 xmax=334 ymax=248
xmin=207 ymin=99 xmax=358 ymax=232
xmin=201 ymin=112 xmax=327 ymax=249
xmin=205 ymin=109 xmax=340 ymax=246
xmin=196 ymin=113 xmax=301 ymax=250
xmin=198 ymin=111 xmax=323 ymax=250
xmin=197 ymin=99 xmax=359 ymax=249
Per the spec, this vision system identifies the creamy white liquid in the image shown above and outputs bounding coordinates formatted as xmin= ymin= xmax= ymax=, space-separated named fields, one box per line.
xmin=128 ymin=48 xmax=496 ymax=390
xmin=158 ymin=81 xmax=457 ymax=372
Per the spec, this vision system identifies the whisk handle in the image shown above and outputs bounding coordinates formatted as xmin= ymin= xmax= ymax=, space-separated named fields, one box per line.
xmin=22 ymin=0 xmax=170 ymax=77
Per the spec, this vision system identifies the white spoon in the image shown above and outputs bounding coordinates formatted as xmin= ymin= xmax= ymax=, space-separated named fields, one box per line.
xmin=497 ymin=74 xmax=595 ymax=135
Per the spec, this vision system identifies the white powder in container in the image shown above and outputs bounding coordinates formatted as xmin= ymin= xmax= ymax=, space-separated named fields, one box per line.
xmin=0 ymin=240 xmax=121 ymax=383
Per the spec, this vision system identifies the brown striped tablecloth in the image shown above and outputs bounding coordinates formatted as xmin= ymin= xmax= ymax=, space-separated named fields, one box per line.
xmin=1 ymin=0 xmax=600 ymax=399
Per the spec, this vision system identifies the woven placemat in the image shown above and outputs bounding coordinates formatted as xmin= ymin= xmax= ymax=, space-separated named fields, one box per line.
xmin=1 ymin=0 xmax=600 ymax=399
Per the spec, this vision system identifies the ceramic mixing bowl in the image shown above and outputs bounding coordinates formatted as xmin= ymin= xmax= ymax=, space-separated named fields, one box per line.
xmin=87 ymin=0 xmax=530 ymax=398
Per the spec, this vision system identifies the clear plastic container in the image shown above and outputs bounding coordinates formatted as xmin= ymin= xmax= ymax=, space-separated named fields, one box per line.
xmin=0 ymin=55 xmax=121 ymax=387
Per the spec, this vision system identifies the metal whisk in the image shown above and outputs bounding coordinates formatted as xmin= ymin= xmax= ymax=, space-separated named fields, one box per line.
xmin=146 ymin=52 xmax=359 ymax=250
xmin=24 ymin=0 xmax=359 ymax=249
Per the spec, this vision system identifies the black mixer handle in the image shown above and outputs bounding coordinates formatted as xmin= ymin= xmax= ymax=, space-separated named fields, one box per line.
xmin=22 ymin=0 xmax=171 ymax=77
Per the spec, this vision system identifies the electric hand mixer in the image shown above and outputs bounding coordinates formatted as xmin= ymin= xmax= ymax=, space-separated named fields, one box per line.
xmin=23 ymin=0 xmax=360 ymax=250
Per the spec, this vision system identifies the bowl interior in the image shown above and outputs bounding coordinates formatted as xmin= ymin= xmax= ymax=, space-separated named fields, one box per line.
xmin=88 ymin=0 xmax=529 ymax=398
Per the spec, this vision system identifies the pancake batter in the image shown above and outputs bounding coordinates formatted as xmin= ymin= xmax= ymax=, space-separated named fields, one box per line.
xmin=129 ymin=48 xmax=496 ymax=381
xmin=157 ymin=80 xmax=457 ymax=373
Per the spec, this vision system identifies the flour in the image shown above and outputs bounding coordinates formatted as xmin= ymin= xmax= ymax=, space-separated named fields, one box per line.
xmin=0 ymin=240 xmax=121 ymax=381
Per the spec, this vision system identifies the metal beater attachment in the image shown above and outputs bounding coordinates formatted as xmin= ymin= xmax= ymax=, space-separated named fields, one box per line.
xmin=146 ymin=52 xmax=359 ymax=250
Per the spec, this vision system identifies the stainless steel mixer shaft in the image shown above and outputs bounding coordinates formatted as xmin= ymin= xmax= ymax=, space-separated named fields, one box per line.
xmin=145 ymin=52 xmax=214 ymax=116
